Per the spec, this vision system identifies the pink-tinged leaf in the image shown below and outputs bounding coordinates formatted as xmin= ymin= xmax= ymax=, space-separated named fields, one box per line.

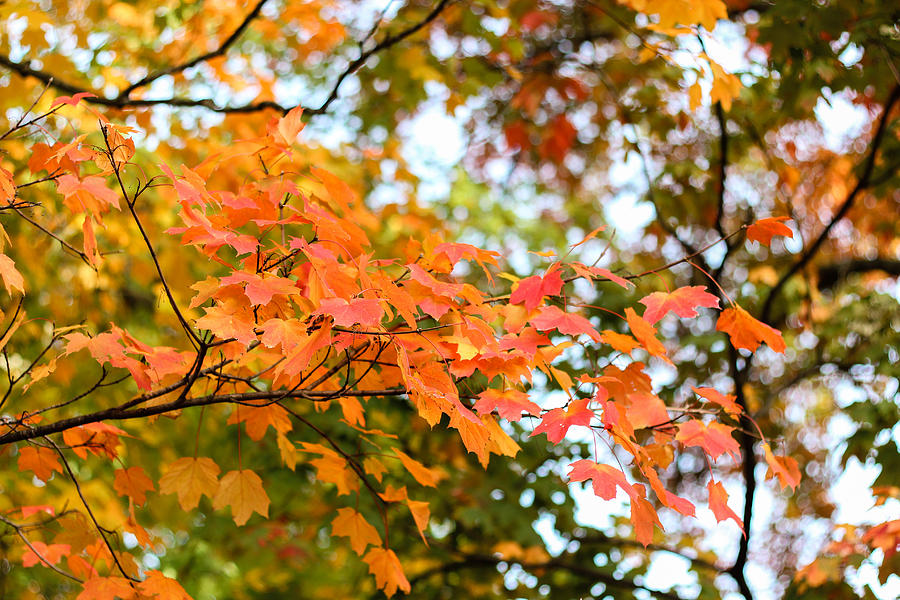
xmin=567 ymin=459 xmax=638 ymax=501
xmin=638 ymin=286 xmax=720 ymax=324
xmin=510 ymin=265 xmax=564 ymax=310
xmin=530 ymin=398 xmax=594 ymax=443
xmin=56 ymin=174 xmax=120 ymax=213
xmin=662 ymin=490 xmax=696 ymax=517
xmin=407 ymin=263 xmax=464 ymax=298
xmin=676 ymin=420 xmax=740 ymax=461
xmin=692 ymin=386 xmax=741 ymax=416
xmin=763 ymin=444 xmax=802 ymax=491
xmin=747 ymin=216 xmax=793 ymax=246
xmin=530 ymin=305 xmax=601 ymax=342
xmin=315 ymin=297 xmax=384 ymax=328
xmin=474 ymin=389 xmax=541 ymax=421
xmin=51 ymin=92 xmax=96 ymax=108
xmin=716 ymin=306 xmax=785 ymax=353
xmin=707 ymin=479 xmax=744 ymax=531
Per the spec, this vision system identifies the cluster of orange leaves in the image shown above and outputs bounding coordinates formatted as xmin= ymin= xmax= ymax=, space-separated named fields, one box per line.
xmin=2 ymin=96 xmax=799 ymax=598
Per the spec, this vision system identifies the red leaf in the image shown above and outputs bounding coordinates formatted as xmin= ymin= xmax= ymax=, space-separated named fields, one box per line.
xmin=567 ymin=459 xmax=638 ymax=501
xmin=51 ymin=92 xmax=96 ymax=108
xmin=638 ymin=286 xmax=719 ymax=324
xmin=530 ymin=305 xmax=601 ymax=342
xmin=747 ymin=216 xmax=793 ymax=246
xmin=676 ymin=420 xmax=740 ymax=461
xmin=707 ymin=480 xmax=744 ymax=531
xmin=510 ymin=265 xmax=564 ymax=310
xmin=716 ymin=306 xmax=785 ymax=353
xmin=530 ymin=398 xmax=594 ymax=443
xmin=474 ymin=389 xmax=541 ymax=421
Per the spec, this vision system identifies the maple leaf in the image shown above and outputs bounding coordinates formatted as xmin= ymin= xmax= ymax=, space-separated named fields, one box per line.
xmin=113 ymin=466 xmax=155 ymax=506
xmin=692 ymin=386 xmax=741 ymax=416
xmin=393 ymin=448 xmax=441 ymax=487
xmin=716 ymin=305 xmax=785 ymax=353
xmin=638 ymin=286 xmax=719 ymax=324
xmin=675 ymin=420 xmax=740 ymax=461
xmin=332 ymin=508 xmax=382 ymax=555
xmin=407 ymin=499 xmax=431 ymax=545
xmin=747 ymin=216 xmax=793 ymax=246
xmin=707 ymin=479 xmax=743 ymax=531
xmin=363 ymin=547 xmax=411 ymax=598
xmin=0 ymin=253 xmax=25 ymax=295
xmin=18 ymin=446 xmax=62 ymax=482
xmin=625 ymin=307 xmax=670 ymax=362
xmin=314 ymin=297 xmax=384 ymax=327
xmin=510 ymin=265 xmax=564 ymax=310
xmin=227 ymin=403 xmax=292 ymax=442
xmin=138 ymin=571 xmax=192 ymax=600
xmin=630 ymin=485 xmax=663 ymax=547
xmin=22 ymin=542 xmax=70 ymax=567
xmin=473 ymin=389 xmax=541 ymax=421
xmin=530 ymin=305 xmax=601 ymax=342
xmin=568 ymin=262 xmax=633 ymax=289
xmin=212 ymin=469 xmax=270 ymax=526
xmin=530 ymin=398 xmax=594 ymax=444
xmin=763 ymin=444 xmax=802 ymax=491
xmin=158 ymin=457 xmax=220 ymax=511
xmin=51 ymin=92 xmax=97 ymax=108
xmin=76 ymin=576 xmax=136 ymax=600
xmin=599 ymin=330 xmax=641 ymax=355
xmin=567 ymin=459 xmax=638 ymax=501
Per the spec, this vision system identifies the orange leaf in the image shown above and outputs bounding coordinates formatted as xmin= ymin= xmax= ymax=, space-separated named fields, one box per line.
xmin=393 ymin=448 xmax=440 ymax=487
xmin=332 ymin=508 xmax=382 ymax=555
xmin=138 ymin=570 xmax=193 ymax=600
xmin=625 ymin=307 xmax=670 ymax=363
xmin=707 ymin=479 xmax=744 ymax=531
xmin=18 ymin=446 xmax=62 ymax=482
xmin=363 ymin=547 xmax=411 ymax=598
xmin=22 ymin=542 xmax=70 ymax=567
xmin=407 ymin=499 xmax=431 ymax=545
xmin=630 ymin=485 xmax=663 ymax=547
xmin=763 ymin=444 xmax=802 ymax=491
xmin=212 ymin=469 xmax=270 ymax=526
xmin=510 ymin=265 xmax=564 ymax=310
xmin=638 ymin=286 xmax=719 ymax=324
xmin=158 ymin=457 xmax=220 ymax=511
xmin=113 ymin=466 xmax=155 ymax=506
xmin=692 ymin=386 xmax=741 ymax=416
xmin=676 ymin=420 xmax=740 ymax=461
xmin=747 ymin=216 xmax=793 ymax=246
xmin=716 ymin=305 xmax=785 ymax=353
xmin=76 ymin=576 xmax=136 ymax=600
xmin=0 ymin=253 xmax=25 ymax=295
xmin=599 ymin=330 xmax=641 ymax=355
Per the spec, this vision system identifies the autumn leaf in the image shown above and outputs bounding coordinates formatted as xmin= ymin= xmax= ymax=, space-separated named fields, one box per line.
xmin=707 ymin=479 xmax=743 ymax=531
xmin=638 ymin=285 xmax=719 ymax=324
xmin=314 ymin=297 xmax=384 ymax=327
xmin=630 ymin=486 xmax=663 ymax=547
xmin=158 ymin=457 xmax=220 ymax=511
xmin=473 ymin=388 xmax=541 ymax=421
xmin=332 ymin=508 xmax=382 ymax=555
xmin=530 ymin=305 xmax=601 ymax=342
xmin=716 ymin=305 xmax=786 ymax=353
xmin=530 ymin=398 xmax=594 ymax=443
xmin=212 ymin=469 xmax=270 ymax=526
xmin=510 ymin=265 xmax=564 ymax=309
xmin=599 ymin=330 xmax=641 ymax=355
xmin=567 ymin=459 xmax=638 ymax=501
xmin=763 ymin=444 xmax=802 ymax=491
xmin=393 ymin=448 xmax=440 ymax=487
xmin=22 ymin=542 xmax=70 ymax=567
xmin=692 ymin=386 xmax=741 ymax=416
xmin=363 ymin=547 xmax=411 ymax=598
xmin=747 ymin=216 xmax=793 ymax=246
xmin=625 ymin=307 xmax=670 ymax=362
xmin=18 ymin=446 xmax=63 ymax=482
xmin=675 ymin=420 xmax=740 ymax=461
xmin=113 ymin=466 xmax=155 ymax=506
xmin=0 ymin=253 xmax=25 ymax=295
xmin=77 ymin=576 xmax=136 ymax=600
xmin=139 ymin=571 xmax=192 ymax=599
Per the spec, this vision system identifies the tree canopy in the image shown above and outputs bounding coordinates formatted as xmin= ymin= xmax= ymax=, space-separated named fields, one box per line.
xmin=0 ymin=1 xmax=898 ymax=599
